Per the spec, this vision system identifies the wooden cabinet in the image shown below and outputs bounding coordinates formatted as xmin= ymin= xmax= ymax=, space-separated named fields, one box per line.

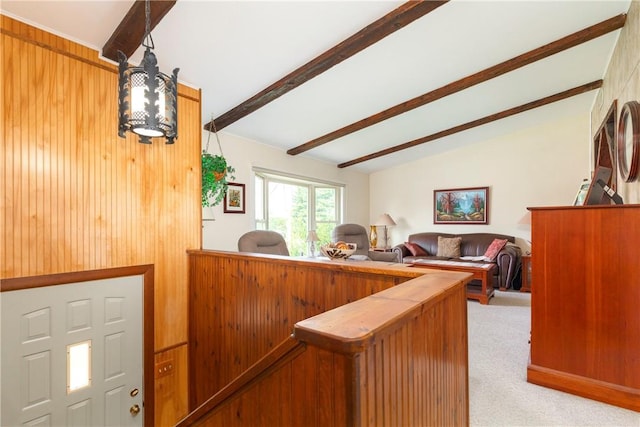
xmin=527 ymin=205 xmax=640 ymax=411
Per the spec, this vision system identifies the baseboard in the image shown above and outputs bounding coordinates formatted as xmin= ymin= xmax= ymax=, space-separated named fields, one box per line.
xmin=527 ymin=363 xmax=640 ymax=412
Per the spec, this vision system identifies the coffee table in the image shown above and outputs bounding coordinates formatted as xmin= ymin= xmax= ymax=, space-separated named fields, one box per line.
xmin=410 ymin=260 xmax=496 ymax=304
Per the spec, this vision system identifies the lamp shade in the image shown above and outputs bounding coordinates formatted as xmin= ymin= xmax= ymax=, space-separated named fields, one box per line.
xmin=118 ymin=48 xmax=179 ymax=144
xmin=375 ymin=213 xmax=396 ymax=226
xmin=306 ymin=230 xmax=319 ymax=242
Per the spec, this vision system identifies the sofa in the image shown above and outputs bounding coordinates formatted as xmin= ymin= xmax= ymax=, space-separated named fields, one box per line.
xmin=393 ymin=232 xmax=521 ymax=290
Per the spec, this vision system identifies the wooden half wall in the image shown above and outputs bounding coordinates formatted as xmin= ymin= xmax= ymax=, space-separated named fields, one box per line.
xmin=184 ymin=251 xmax=470 ymax=426
xmin=187 ymin=250 xmax=423 ymax=408
xmin=1 ymin=16 xmax=201 ymax=425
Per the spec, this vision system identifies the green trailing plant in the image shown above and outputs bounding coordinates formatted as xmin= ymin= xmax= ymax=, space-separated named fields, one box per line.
xmin=201 ymin=152 xmax=236 ymax=207
xmin=202 ymin=118 xmax=235 ymax=207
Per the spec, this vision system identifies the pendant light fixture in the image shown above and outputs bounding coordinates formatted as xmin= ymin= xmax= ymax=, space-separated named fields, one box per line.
xmin=117 ymin=0 xmax=179 ymax=144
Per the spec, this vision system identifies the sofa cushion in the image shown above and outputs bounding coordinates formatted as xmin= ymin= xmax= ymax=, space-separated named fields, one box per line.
xmin=437 ymin=236 xmax=462 ymax=258
xmin=483 ymin=238 xmax=508 ymax=261
xmin=404 ymin=241 xmax=429 ymax=256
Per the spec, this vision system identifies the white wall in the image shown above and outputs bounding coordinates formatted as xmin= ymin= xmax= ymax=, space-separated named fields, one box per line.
xmin=202 ymin=131 xmax=370 ymax=251
xmin=370 ymin=113 xmax=592 ymax=252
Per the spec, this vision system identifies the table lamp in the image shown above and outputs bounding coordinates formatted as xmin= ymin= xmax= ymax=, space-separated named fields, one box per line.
xmin=306 ymin=230 xmax=319 ymax=257
xmin=375 ymin=213 xmax=396 ymax=249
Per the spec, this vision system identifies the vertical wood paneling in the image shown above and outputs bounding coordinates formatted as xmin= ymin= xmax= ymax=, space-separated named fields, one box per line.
xmin=155 ymin=345 xmax=189 ymax=424
xmin=188 ymin=251 xmax=422 ymax=410
xmin=2 ymin=16 xmax=200 ymax=426
xmin=182 ymin=258 xmax=467 ymax=426
xmin=351 ymin=286 xmax=469 ymax=426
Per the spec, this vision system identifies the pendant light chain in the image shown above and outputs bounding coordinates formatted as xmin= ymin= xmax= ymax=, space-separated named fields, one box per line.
xmin=143 ymin=0 xmax=155 ymax=50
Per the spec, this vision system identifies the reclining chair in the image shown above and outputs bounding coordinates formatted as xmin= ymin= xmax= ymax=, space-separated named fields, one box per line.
xmin=331 ymin=223 xmax=400 ymax=262
xmin=237 ymin=230 xmax=290 ymax=256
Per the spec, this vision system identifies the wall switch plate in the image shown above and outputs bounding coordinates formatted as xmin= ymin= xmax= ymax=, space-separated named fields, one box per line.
xmin=155 ymin=359 xmax=174 ymax=378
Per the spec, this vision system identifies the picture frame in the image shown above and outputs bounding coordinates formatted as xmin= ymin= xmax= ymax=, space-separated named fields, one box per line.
xmin=583 ymin=165 xmax=620 ymax=205
xmin=224 ymin=183 xmax=245 ymax=214
xmin=573 ymin=179 xmax=591 ymax=206
xmin=434 ymin=186 xmax=489 ymax=224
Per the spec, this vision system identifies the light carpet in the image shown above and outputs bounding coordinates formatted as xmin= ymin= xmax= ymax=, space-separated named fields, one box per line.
xmin=468 ymin=291 xmax=639 ymax=427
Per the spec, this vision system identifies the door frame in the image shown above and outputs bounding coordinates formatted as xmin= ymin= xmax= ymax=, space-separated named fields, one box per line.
xmin=1 ymin=265 xmax=155 ymax=427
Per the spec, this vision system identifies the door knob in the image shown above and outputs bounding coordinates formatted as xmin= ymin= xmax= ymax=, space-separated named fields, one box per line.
xmin=130 ymin=404 xmax=140 ymax=416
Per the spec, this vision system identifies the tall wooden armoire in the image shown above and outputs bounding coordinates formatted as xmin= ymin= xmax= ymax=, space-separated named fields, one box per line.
xmin=527 ymin=204 xmax=639 ymax=412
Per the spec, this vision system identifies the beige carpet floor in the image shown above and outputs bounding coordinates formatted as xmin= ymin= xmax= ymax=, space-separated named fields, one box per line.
xmin=467 ymin=290 xmax=639 ymax=427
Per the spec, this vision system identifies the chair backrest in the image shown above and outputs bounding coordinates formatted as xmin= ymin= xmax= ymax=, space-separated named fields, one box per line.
xmin=238 ymin=230 xmax=290 ymax=256
xmin=331 ymin=223 xmax=370 ymax=257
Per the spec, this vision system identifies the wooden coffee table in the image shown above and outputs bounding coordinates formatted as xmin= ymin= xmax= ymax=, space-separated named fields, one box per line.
xmin=410 ymin=260 xmax=496 ymax=304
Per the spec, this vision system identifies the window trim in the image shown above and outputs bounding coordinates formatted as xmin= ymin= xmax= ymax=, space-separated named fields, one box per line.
xmin=253 ymin=167 xmax=344 ymax=249
xmin=253 ymin=167 xmax=346 ymax=188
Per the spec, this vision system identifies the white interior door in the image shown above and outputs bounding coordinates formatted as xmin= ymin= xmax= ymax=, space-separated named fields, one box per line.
xmin=1 ymin=275 xmax=144 ymax=426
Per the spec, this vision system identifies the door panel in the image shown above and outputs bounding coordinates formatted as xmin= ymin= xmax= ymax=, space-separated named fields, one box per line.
xmin=22 ymin=351 xmax=51 ymax=409
xmin=67 ymin=399 xmax=91 ymax=426
xmin=1 ymin=275 xmax=143 ymax=426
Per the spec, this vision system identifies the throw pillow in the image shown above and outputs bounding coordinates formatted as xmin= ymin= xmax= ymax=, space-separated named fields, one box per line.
xmin=404 ymin=241 xmax=428 ymax=256
xmin=483 ymin=238 xmax=509 ymax=261
xmin=437 ymin=236 xmax=462 ymax=258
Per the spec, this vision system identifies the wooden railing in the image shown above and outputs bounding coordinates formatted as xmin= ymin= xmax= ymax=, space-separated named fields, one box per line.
xmin=184 ymin=251 xmax=471 ymax=426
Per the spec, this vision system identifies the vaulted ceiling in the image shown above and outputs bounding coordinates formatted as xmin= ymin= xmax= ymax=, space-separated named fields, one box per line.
xmin=1 ymin=0 xmax=631 ymax=173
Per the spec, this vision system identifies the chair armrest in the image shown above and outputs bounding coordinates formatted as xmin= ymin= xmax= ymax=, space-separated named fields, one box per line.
xmin=496 ymin=244 xmax=522 ymax=290
xmin=368 ymin=250 xmax=401 ymax=263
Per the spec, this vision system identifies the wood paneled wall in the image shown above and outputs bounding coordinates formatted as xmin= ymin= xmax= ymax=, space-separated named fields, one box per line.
xmin=1 ymin=16 xmax=200 ymax=425
xmin=187 ymin=250 xmax=468 ymax=410
xmin=181 ymin=338 xmax=349 ymax=427
xmin=351 ymin=285 xmax=468 ymax=425
xmin=298 ymin=278 xmax=469 ymax=426
xmin=182 ymin=255 xmax=469 ymax=426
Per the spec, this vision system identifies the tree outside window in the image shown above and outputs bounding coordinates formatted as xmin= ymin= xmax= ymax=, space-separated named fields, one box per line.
xmin=255 ymin=171 xmax=342 ymax=255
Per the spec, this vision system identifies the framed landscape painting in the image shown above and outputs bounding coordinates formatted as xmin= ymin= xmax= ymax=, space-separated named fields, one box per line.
xmin=434 ymin=186 xmax=489 ymax=224
xmin=224 ymin=183 xmax=245 ymax=214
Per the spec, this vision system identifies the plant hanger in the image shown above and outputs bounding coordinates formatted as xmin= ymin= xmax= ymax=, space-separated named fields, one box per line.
xmin=205 ymin=114 xmax=225 ymax=157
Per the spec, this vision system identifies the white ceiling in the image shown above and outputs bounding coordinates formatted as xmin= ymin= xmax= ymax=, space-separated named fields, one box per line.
xmin=1 ymin=0 xmax=631 ymax=173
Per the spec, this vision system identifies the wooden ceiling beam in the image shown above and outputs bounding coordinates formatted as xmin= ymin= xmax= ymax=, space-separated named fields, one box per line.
xmin=337 ymin=80 xmax=603 ymax=168
xmin=204 ymin=0 xmax=449 ymax=131
xmin=289 ymin=13 xmax=626 ymax=156
xmin=102 ymin=0 xmax=177 ymax=62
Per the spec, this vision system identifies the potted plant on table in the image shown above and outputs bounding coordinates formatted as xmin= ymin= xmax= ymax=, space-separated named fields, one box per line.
xmin=202 ymin=152 xmax=235 ymax=207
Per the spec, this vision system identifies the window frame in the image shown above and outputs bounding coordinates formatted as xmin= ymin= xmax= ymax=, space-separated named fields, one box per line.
xmin=253 ymin=168 xmax=344 ymax=252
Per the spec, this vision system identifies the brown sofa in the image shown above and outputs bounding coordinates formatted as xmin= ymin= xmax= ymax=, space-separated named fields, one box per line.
xmin=393 ymin=232 xmax=521 ymax=290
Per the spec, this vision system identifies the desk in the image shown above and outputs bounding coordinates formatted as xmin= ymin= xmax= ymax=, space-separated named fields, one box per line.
xmin=410 ymin=260 xmax=496 ymax=304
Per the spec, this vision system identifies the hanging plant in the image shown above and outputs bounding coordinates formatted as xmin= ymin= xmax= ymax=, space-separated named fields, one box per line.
xmin=202 ymin=118 xmax=235 ymax=207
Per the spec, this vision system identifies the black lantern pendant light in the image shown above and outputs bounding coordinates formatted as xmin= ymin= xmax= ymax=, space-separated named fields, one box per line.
xmin=117 ymin=0 xmax=179 ymax=144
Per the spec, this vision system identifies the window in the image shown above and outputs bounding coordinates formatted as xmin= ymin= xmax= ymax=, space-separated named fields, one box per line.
xmin=67 ymin=340 xmax=92 ymax=393
xmin=255 ymin=169 xmax=343 ymax=256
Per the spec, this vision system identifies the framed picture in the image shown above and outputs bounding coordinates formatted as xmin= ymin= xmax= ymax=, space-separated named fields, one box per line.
xmin=573 ymin=179 xmax=591 ymax=206
xmin=434 ymin=186 xmax=489 ymax=224
xmin=224 ymin=183 xmax=245 ymax=214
